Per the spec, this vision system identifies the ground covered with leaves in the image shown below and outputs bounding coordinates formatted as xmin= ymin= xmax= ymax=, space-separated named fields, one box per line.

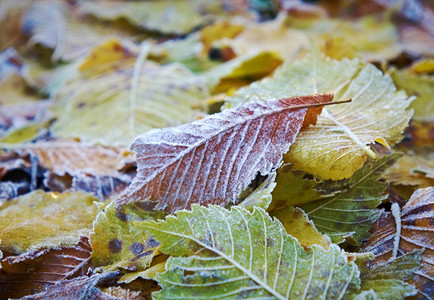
xmin=0 ymin=0 xmax=433 ymax=299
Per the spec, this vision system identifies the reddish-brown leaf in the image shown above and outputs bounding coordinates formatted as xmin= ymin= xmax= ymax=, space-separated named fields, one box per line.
xmin=0 ymin=236 xmax=92 ymax=299
xmin=22 ymin=272 xmax=122 ymax=300
xmin=119 ymin=92 xmax=334 ymax=213
xmin=362 ymin=187 xmax=434 ymax=299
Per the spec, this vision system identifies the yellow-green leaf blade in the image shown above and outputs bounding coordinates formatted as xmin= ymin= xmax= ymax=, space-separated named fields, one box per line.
xmin=301 ymin=154 xmax=401 ymax=245
xmin=140 ymin=205 xmax=360 ymax=299
xmin=227 ymin=53 xmax=413 ymax=180
xmin=0 ymin=190 xmax=99 ymax=254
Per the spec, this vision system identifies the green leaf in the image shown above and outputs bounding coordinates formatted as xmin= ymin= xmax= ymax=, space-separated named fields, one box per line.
xmin=0 ymin=190 xmax=99 ymax=254
xmin=300 ymin=154 xmax=401 ymax=245
xmin=202 ymin=51 xmax=282 ymax=94
xmin=90 ymin=201 xmax=166 ymax=273
xmin=388 ymin=67 xmax=434 ymax=122
xmin=270 ymin=206 xmax=331 ymax=249
xmin=226 ymin=53 xmax=413 ymax=180
xmin=140 ymin=205 xmax=360 ymax=299
xmin=349 ymin=251 xmax=422 ymax=299
xmin=238 ymin=172 xmax=276 ymax=211
xmin=271 ymin=164 xmax=322 ymax=209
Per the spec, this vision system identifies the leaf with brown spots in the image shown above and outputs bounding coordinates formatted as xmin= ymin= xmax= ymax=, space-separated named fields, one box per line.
xmin=362 ymin=187 xmax=434 ymax=299
xmin=0 ymin=237 xmax=92 ymax=299
xmin=119 ymin=92 xmax=335 ymax=213
xmin=90 ymin=201 xmax=166 ymax=279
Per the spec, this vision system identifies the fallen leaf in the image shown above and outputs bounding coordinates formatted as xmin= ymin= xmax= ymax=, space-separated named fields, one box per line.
xmin=80 ymin=0 xmax=217 ymax=35
xmin=0 ymin=237 xmax=92 ymax=299
xmin=90 ymin=201 xmax=166 ymax=274
xmin=227 ymin=52 xmax=413 ymax=180
xmin=0 ymin=190 xmax=99 ymax=254
xmin=0 ymin=0 xmax=31 ymax=52
xmin=51 ymin=45 xmax=209 ymax=146
xmin=202 ymin=51 xmax=283 ymax=94
xmin=383 ymin=154 xmax=434 ymax=188
xmin=120 ymin=92 xmax=334 ymax=213
xmin=23 ymin=271 xmax=122 ymax=300
xmin=22 ymin=1 xmax=124 ymax=62
xmin=238 ymin=172 xmax=276 ymax=211
xmin=140 ymin=205 xmax=360 ymax=299
xmin=389 ymin=66 xmax=434 ymax=122
xmin=362 ymin=187 xmax=434 ymax=298
xmin=18 ymin=140 xmax=131 ymax=176
xmin=271 ymin=206 xmax=331 ymax=249
xmin=227 ymin=13 xmax=310 ymax=60
xmin=300 ymin=154 xmax=400 ymax=245
xmin=348 ymin=251 xmax=422 ymax=300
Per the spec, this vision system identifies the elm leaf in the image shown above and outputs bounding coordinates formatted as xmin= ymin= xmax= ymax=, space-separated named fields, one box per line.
xmin=140 ymin=205 xmax=360 ymax=299
xmin=0 ymin=190 xmax=99 ymax=254
xmin=300 ymin=154 xmax=400 ymax=245
xmin=227 ymin=53 xmax=413 ymax=180
xmin=362 ymin=187 xmax=434 ymax=299
xmin=51 ymin=40 xmax=209 ymax=147
xmin=120 ymin=93 xmax=334 ymax=213
xmin=90 ymin=201 xmax=166 ymax=275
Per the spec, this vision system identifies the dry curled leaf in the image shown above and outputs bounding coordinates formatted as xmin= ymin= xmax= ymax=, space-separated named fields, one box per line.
xmin=362 ymin=187 xmax=434 ymax=299
xmin=0 ymin=237 xmax=92 ymax=299
xmin=119 ymin=92 xmax=334 ymax=213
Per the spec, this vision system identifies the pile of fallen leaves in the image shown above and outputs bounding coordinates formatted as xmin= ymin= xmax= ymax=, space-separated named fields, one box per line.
xmin=0 ymin=0 xmax=433 ymax=299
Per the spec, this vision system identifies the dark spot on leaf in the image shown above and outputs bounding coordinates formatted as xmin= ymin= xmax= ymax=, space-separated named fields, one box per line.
xmin=77 ymin=102 xmax=85 ymax=109
xmin=108 ymin=238 xmax=123 ymax=253
xmin=134 ymin=250 xmax=154 ymax=260
xmin=147 ymin=237 xmax=159 ymax=248
xmin=266 ymin=237 xmax=274 ymax=247
xmin=115 ymin=208 xmax=128 ymax=222
xmin=130 ymin=242 xmax=144 ymax=255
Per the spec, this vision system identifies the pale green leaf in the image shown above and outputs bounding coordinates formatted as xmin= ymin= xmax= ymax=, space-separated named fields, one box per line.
xmin=388 ymin=67 xmax=434 ymax=122
xmin=202 ymin=51 xmax=282 ymax=94
xmin=140 ymin=205 xmax=360 ymax=299
xmin=80 ymin=0 xmax=217 ymax=35
xmin=90 ymin=201 xmax=166 ymax=273
xmin=0 ymin=190 xmax=99 ymax=254
xmin=270 ymin=206 xmax=331 ymax=249
xmin=51 ymin=59 xmax=209 ymax=147
xmin=226 ymin=53 xmax=413 ymax=180
xmin=349 ymin=251 xmax=422 ymax=299
xmin=300 ymin=154 xmax=401 ymax=245
xmin=238 ymin=172 xmax=276 ymax=212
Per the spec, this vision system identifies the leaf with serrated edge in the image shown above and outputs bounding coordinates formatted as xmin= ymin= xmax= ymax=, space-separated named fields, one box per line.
xmin=139 ymin=205 xmax=360 ymax=299
xmin=0 ymin=190 xmax=99 ymax=254
xmin=238 ymin=172 xmax=276 ymax=211
xmin=362 ymin=187 xmax=434 ymax=299
xmin=301 ymin=154 xmax=401 ymax=245
xmin=347 ymin=251 xmax=422 ymax=300
xmin=0 ymin=237 xmax=92 ymax=299
xmin=90 ymin=201 xmax=166 ymax=274
xmin=51 ymin=47 xmax=208 ymax=147
xmin=227 ymin=52 xmax=413 ymax=180
xmin=119 ymin=92 xmax=334 ymax=213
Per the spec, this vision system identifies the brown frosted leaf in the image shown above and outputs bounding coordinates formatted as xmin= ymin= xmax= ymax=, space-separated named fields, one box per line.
xmin=22 ymin=271 xmax=122 ymax=300
xmin=119 ymin=92 xmax=334 ymax=213
xmin=21 ymin=140 xmax=133 ymax=176
xmin=362 ymin=187 xmax=434 ymax=298
xmin=0 ymin=237 xmax=92 ymax=299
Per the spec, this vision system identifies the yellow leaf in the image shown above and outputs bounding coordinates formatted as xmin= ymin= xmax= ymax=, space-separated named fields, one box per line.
xmin=271 ymin=206 xmax=331 ymax=249
xmin=0 ymin=190 xmax=99 ymax=254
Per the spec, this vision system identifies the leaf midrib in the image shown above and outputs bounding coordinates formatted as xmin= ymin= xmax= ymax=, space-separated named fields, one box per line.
xmin=143 ymin=225 xmax=287 ymax=300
